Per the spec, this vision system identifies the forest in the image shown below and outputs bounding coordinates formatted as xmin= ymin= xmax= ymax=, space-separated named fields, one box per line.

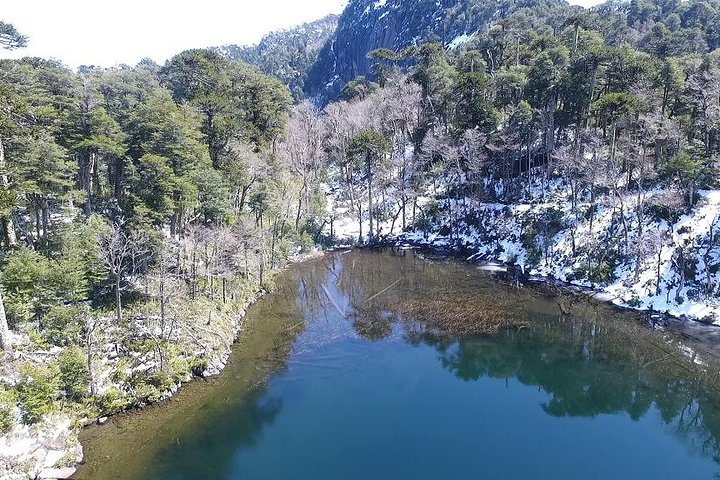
xmin=1 ymin=0 xmax=720 ymax=476
xmin=0 ymin=21 xmax=325 ymax=457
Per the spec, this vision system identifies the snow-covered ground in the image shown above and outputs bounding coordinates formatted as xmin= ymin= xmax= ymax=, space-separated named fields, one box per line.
xmin=406 ymin=179 xmax=720 ymax=324
xmin=327 ymin=173 xmax=720 ymax=325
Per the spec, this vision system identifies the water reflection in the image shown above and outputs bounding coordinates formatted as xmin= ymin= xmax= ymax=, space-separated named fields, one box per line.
xmin=439 ymin=328 xmax=720 ymax=462
xmin=304 ymin=249 xmax=720 ymax=465
xmin=79 ymin=249 xmax=720 ymax=479
xmin=149 ymin=390 xmax=283 ymax=480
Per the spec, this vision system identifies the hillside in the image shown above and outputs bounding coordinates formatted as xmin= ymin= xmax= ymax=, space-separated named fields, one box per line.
xmin=305 ymin=0 xmax=720 ymax=101
xmin=214 ymin=14 xmax=339 ymax=100
xmin=305 ymin=0 xmax=570 ymax=100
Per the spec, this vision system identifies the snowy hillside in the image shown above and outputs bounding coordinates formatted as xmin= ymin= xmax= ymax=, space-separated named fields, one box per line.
xmin=387 ymin=176 xmax=720 ymax=325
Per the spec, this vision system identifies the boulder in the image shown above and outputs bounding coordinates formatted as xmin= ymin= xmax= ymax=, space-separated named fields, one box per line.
xmin=37 ymin=467 xmax=76 ymax=479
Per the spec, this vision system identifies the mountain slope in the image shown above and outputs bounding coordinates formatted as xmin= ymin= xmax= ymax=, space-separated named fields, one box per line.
xmin=305 ymin=0 xmax=570 ymax=101
xmin=215 ymin=14 xmax=339 ymax=100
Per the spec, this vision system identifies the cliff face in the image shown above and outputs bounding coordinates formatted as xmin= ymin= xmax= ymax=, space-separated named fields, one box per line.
xmin=305 ymin=0 xmax=568 ymax=102
xmin=306 ymin=0 xmax=455 ymax=101
xmin=214 ymin=15 xmax=339 ymax=100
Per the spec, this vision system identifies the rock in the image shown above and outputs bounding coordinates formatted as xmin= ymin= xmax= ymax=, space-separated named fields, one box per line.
xmin=97 ymin=416 xmax=108 ymax=425
xmin=37 ymin=467 xmax=76 ymax=479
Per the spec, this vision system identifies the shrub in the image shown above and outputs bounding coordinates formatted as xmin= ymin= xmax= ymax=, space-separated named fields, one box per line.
xmin=1 ymin=248 xmax=51 ymax=326
xmin=58 ymin=346 xmax=89 ymax=400
xmin=294 ymin=232 xmax=314 ymax=253
xmin=576 ymin=261 xmax=614 ymax=285
xmin=521 ymin=224 xmax=541 ymax=265
xmin=189 ymin=358 xmax=208 ymax=377
xmin=169 ymin=356 xmax=190 ymax=384
xmin=96 ymin=389 xmax=129 ymax=416
xmin=0 ymin=388 xmax=16 ymax=433
xmin=41 ymin=306 xmax=83 ymax=346
xmin=16 ymin=364 xmax=61 ymax=424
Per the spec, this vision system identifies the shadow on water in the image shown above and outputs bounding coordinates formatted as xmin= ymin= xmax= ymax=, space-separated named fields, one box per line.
xmin=76 ymin=249 xmax=720 ymax=479
xmin=73 ymin=261 xmax=312 ymax=480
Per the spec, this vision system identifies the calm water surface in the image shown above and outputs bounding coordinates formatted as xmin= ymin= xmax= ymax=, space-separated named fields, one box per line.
xmin=75 ymin=249 xmax=720 ymax=480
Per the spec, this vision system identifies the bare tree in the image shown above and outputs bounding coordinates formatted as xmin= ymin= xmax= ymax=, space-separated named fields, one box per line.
xmin=84 ymin=312 xmax=107 ymax=398
xmin=701 ymin=214 xmax=719 ymax=296
xmin=282 ymin=102 xmax=324 ymax=231
xmin=460 ymin=129 xmax=488 ymax=200
xmin=98 ymin=223 xmax=149 ymax=325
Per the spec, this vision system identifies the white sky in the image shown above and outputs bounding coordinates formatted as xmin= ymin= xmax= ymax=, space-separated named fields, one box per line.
xmin=1 ymin=0 xmax=349 ymax=68
xmin=2 ymin=0 xmax=602 ymax=70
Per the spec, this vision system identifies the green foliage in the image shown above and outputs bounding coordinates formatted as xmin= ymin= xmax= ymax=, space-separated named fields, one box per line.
xmin=57 ymin=346 xmax=89 ymax=400
xmin=0 ymin=21 xmax=28 ymax=50
xmin=591 ymin=92 xmax=639 ymax=127
xmin=576 ymin=262 xmax=615 ymax=285
xmin=16 ymin=363 xmax=61 ymax=424
xmin=96 ymin=389 xmax=129 ymax=416
xmin=161 ymin=50 xmax=291 ymax=165
xmin=341 ymin=76 xmax=379 ymax=101
xmin=0 ymin=387 xmax=15 ymax=433
xmin=189 ymin=357 xmax=209 ymax=377
xmin=2 ymin=220 xmax=105 ymax=330
xmin=124 ymin=370 xmax=174 ymax=406
xmin=0 ymin=18 xmax=315 ymax=432
xmin=40 ymin=306 xmax=83 ymax=346
xmin=661 ymin=146 xmax=716 ymax=204
xmin=2 ymin=248 xmax=51 ymax=325
xmin=348 ymin=131 xmax=390 ymax=165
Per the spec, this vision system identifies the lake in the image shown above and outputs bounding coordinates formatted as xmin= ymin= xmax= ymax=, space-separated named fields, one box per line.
xmin=74 ymin=249 xmax=720 ymax=480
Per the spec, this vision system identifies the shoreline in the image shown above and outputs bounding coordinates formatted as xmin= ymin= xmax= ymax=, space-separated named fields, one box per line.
xmin=367 ymin=239 xmax=720 ymax=357
xmin=56 ymin=245 xmax=720 ymax=479
xmin=68 ymin=250 xmax=328 ymax=473
xmin=22 ymin=243 xmax=719 ymax=479
xmin=0 ymin=250 xmax=327 ymax=480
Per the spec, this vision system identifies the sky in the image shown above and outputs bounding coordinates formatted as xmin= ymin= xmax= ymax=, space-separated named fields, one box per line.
xmin=2 ymin=0 xmax=602 ymax=70
xmin=1 ymin=0 xmax=349 ymax=68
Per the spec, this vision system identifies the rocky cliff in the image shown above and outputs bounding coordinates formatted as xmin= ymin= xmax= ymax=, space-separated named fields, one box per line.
xmin=214 ymin=15 xmax=339 ymax=100
xmin=305 ymin=0 xmax=569 ymax=101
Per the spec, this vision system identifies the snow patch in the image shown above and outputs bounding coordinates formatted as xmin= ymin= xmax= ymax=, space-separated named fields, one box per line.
xmin=448 ymin=33 xmax=472 ymax=50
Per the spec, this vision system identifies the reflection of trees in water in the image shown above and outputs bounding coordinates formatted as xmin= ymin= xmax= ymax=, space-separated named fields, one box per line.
xmin=141 ymin=270 xmax=308 ymax=480
xmin=149 ymin=387 xmax=283 ymax=480
xmin=296 ymin=258 xmax=336 ymax=319
xmin=297 ymin=249 xmax=720 ymax=462
xmin=435 ymin=314 xmax=720 ymax=463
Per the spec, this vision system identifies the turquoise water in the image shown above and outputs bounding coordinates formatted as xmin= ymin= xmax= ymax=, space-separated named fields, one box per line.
xmin=80 ymin=250 xmax=720 ymax=479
